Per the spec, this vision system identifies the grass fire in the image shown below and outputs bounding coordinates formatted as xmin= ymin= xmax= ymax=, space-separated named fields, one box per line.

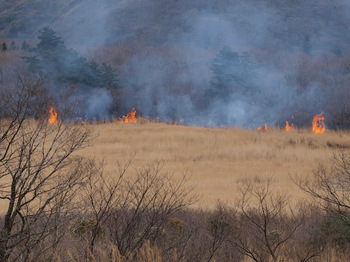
xmin=2 ymin=0 xmax=350 ymax=260
xmin=312 ymin=112 xmax=326 ymax=134
xmin=118 ymin=108 xmax=137 ymax=123
xmin=49 ymin=106 xmax=58 ymax=124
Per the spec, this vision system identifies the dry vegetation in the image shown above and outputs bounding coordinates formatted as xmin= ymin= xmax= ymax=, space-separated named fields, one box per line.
xmin=2 ymin=85 xmax=350 ymax=261
xmin=79 ymin=120 xmax=350 ymax=208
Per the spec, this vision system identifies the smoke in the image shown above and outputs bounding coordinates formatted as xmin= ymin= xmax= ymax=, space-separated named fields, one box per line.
xmin=106 ymin=0 xmax=350 ymax=128
xmin=6 ymin=0 xmax=350 ymax=128
xmin=48 ymin=86 xmax=113 ymax=120
xmin=51 ymin=0 xmax=111 ymax=47
xmin=82 ymin=88 xmax=113 ymax=119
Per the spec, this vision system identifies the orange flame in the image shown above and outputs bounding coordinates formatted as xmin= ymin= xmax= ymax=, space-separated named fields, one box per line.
xmin=312 ymin=112 xmax=325 ymax=134
xmin=257 ymin=123 xmax=268 ymax=131
xmin=76 ymin=117 xmax=87 ymax=126
xmin=49 ymin=107 xmax=58 ymax=124
xmin=285 ymin=121 xmax=293 ymax=132
xmin=119 ymin=108 xmax=137 ymax=123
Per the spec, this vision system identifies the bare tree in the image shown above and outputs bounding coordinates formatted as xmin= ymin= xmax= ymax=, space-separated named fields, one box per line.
xmin=72 ymin=158 xmax=132 ymax=254
xmin=296 ymin=151 xmax=350 ymax=219
xmin=231 ymin=178 xmax=302 ymax=262
xmin=105 ymin=162 xmax=196 ymax=257
xmin=206 ymin=204 xmax=236 ymax=262
xmin=0 ymin=76 xmax=92 ymax=261
xmin=68 ymin=160 xmax=196 ymax=260
xmin=284 ymin=203 xmax=323 ymax=262
xmin=294 ymin=151 xmax=350 ymax=258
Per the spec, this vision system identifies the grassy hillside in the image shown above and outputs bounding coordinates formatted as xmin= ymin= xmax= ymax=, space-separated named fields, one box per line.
xmin=78 ymin=120 xmax=350 ymax=208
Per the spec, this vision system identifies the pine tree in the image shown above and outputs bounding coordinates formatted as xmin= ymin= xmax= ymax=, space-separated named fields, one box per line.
xmin=81 ymin=61 xmax=102 ymax=87
xmin=2 ymin=42 xmax=7 ymax=52
xmin=10 ymin=40 xmax=16 ymax=50
xmin=36 ymin=27 xmax=65 ymax=54
xmin=23 ymin=27 xmax=65 ymax=76
xmin=21 ymin=40 xmax=30 ymax=51
xmin=208 ymin=46 xmax=257 ymax=101
xmin=100 ymin=63 xmax=120 ymax=88
xmin=23 ymin=27 xmax=121 ymax=89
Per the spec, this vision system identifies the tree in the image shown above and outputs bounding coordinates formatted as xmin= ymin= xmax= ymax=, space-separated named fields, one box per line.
xmin=21 ymin=40 xmax=29 ymax=51
xmin=100 ymin=63 xmax=120 ymax=89
xmin=81 ymin=60 xmax=102 ymax=87
xmin=68 ymin=159 xmax=196 ymax=259
xmin=0 ymin=75 xmax=92 ymax=261
xmin=10 ymin=41 xmax=16 ymax=50
xmin=23 ymin=27 xmax=66 ymax=76
xmin=295 ymin=151 xmax=350 ymax=251
xmin=206 ymin=204 xmax=236 ymax=262
xmin=231 ymin=178 xmax=302 ymax=262
xmin=23 ymin=27 xmax=121 ymax=89
xmin=105 ymin=162 xmax=195 ymax=256
xmin=73 ymin=159 xmax=131 ymax=254
xmin=57 ymin=48 xmax=87 ymax=84
xmin=208 ymin=46 xmax=258 ymax=101
xmin=2 ymin=42 xmax=7 ymax=52
xmin=296 ymin=151 xmax=350 ymax=221
xmin=36 ymin=27 xmax=65 ymax=55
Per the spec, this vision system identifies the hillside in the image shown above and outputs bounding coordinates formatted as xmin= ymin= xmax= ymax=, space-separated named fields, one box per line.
xmin=2 ymin=2 xmax=350 ymax=258
xmin=77 ymin=120 xmax=350 ymax=208
xmin=0 ymin=0 xmax=76 ymax=38
xmin=1 ymin=0 xmax=350 ymax=129
xmin=1 ymin=0 xmax=350 ymax=51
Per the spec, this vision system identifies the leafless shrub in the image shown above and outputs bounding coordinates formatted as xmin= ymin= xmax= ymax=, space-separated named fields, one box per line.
xmin=283 ymin=203 xmax=323 ymax=262
xmin=106 ymin=162 xmax=196 ymax=257
xmin=0 ymin=75 xmax=92 ymax=261
xmin=295 ymin=151 xmax=350 ymax=220
xmin=294 ymin=151 xmax=350 ymax=257
xmin=231 ymin=178 xmax=302 ymax=262
xmin=68 ymin=159 xmax=196 ymax=260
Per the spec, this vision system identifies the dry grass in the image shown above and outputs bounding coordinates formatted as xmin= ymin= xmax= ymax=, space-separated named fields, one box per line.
xmin=64 ymin=241 xmax=166 ymax=262
xmin=77 ymin=120 xmax=350 ymax=209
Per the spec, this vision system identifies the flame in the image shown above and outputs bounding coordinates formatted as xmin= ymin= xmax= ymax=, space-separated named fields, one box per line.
xmin=257 ymin=123 xmax=268 ymax=131
xmin=49 ymin=106 xmax=58 ymax=124
xmin=285 ymin=121 xmax=293 ymax=132
xmin=119 ymin=108 xmax=137 ymax=123
xmin=76 ymin=117 xmax=87 ymax=125
xmin=312 ymin=112 xmax=325 ymax=134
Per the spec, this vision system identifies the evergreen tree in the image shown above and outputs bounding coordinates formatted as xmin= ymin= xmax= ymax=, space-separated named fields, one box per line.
xmin=56 ymin=48 xmax=86 ymax=83
xmin=36 ymin=27 xmax=65 ymax=54
xmin=100 ymin=63 xmax=120 ymax=88
xmin=23 ymin=27 xmax=65 ymax=75
xmin=2 ymin=42 xmax=7 ymax=52
xmin=81 ymin=61 xmax=102 ymax=87
xmin=10 ymin=40 xmax=16 ymax=50
xmin=21 ymin=40 xmax=29 ymax=51
xmin=208 ymin=46 xmax=257 ymax=101
xmin=23 ymin=27 xmax=121 ymax=89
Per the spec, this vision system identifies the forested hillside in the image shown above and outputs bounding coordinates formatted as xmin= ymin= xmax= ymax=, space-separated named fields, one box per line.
xmin=1 ymin=0 xmax=350 ymax=128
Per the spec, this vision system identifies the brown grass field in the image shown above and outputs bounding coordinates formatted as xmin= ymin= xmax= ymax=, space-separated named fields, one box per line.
xmin=77 ymin=119 xmax=350 ymax=209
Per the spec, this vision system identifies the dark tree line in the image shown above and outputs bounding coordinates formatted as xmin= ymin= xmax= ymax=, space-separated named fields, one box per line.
xmin=23 ymin=27 xmax=120 ymax=89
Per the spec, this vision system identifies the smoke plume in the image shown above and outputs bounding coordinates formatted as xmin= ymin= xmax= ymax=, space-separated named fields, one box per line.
xmin=3 ymin=0 xmax=350 ymax=128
